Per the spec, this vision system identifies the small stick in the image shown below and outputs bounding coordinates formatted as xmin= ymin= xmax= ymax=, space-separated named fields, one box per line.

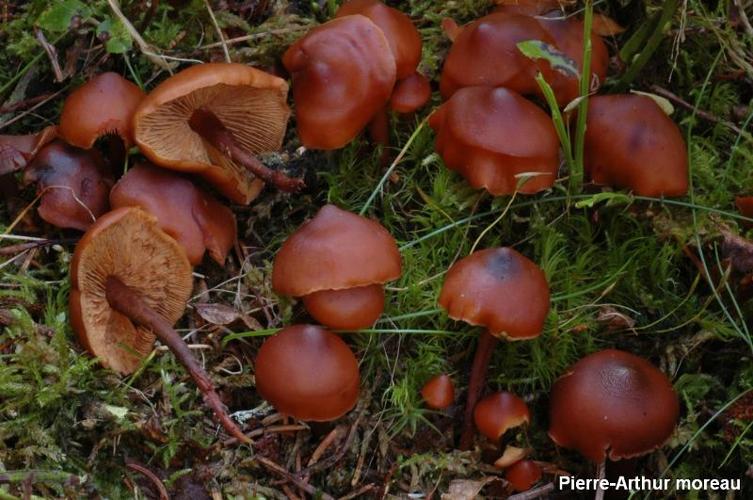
xmin=106 ymin=0 xmax=173 ymax=72
xmin=105 ymin=276 xmax=250 ymax=444
xmin=203 ymin=0 xmax=231 ymax=63
xmin=508 ymin=483 xmax=555 ymax=500
xmin=256 ymin=456 xmax=336 ymax=500
xmin=34 ymin=29 xmax=64 ymax=82
xmin=125 ymin=462 xmax=169 ymax=500
xmin=189 ymin=108 xmax=304 ymax=192
xmin=307 ymin=426 xmax=343 ymax=466
xmin=0 ymin=93 xmax=54 ymax=114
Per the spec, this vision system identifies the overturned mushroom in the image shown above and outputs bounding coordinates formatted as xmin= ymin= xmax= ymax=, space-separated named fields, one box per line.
xmin=133 ymin=63 xmax=299 ymax=204
xmin=70 ymin=207 xmax=248 ymax=443
xmin=548 ymin=349 xmax=679 ymax=463
xmin=254 ymin=324 xmax=360 ymax=421
xmin=421 ymin=374 xmax=455 ymax=410
xmin=23 ymin=141 xmax=113 ymax=231
xmin=273 ymin=205 xmax=401 ymax=330
xmin=429 ymin=86 xmax=559 ymax=195
xmin=59 ymin=72 xmax=145 ymax=150
xmin=109 ymin=163 xmax=236 ymax=266
xmin=584 ymin=94 xmax=688 ymax=196
xmin=439 ymin=247 xmax=549 ymax=450
xmin=282 ymin=16 xmax=396 ymax=150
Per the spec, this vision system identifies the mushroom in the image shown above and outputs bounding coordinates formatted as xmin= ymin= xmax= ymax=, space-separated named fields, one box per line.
xmin=584 ymin=94 xmax=689 ymax=196
xmin=70 ymin=206 xmax=248 ymax=442
xmin=59 ymin=72 xmax=145 ymax=150
xmin=421 ymin=374 xmax=455 ymax=410
xmin=109 ymin=163 xmax=236 ymax=266
xmin=439 ymin=11 xmax=608 ymax=105
xmin=505 ymin=460 xmax=542 ymax=492
xmin=272 ymin=204 xmax=401 ymax=330
xmin=254 ymin=324 xmax=360 ymax=421
xmin=133 ymin=63 xmax=300 ymax=204
xmin=473 ymin=391 xmax=530 ymax=442
xmin=390 ymin=72 xmax=432 ymax=115
xmin=438 ymin=247 xmax=549 ymax=449
xmin=282 ymin=16 xmax=396 ymax=150
xmin=493 ymin=0 xmax=563 ymax=16
xmin=429 ymin=86 xmax=560 ymax=195
xmin=548 ymin=349 xmax=679 ymax=463
xmin=0 ymin=126 xmax=57 ymax=175
xmin=23 ymin=141 xmax=114 ymax=231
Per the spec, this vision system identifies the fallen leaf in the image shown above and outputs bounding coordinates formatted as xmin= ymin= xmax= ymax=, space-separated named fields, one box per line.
xmin=597 ymin=306 xmax=636 ymax=331
xmin=195 ymin=303 xmax=240 ymax=326
xmin=592 ymin=14 xmax=626 ymax=36
xmin=442 ymin=477 xmax=496 ymax=500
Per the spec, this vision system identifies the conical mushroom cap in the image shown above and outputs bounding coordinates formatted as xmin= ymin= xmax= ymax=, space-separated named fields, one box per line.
xmin=255 ymin=324 xmax=360 ymax=421
xmin=474 ymin=391 xmax=530 ymax=441
xmin=438 ymin=247 xmax=549 ymax=339
xmin=584 ymin=94 xmax=688 ymax=196
xmin=282 ymin=15 xmax=397 ymax=150
xmin=70 ymin=207 xmax=193 ymax=374
xmin=133 ymin=63 xmax=291 ymax=204
xmin=59 ymin=72 xmax=145 ymax=149
xmin=429 ymin=87 xmax=559 ymax=195
xmin=548 ymin=349 xmax=680 ymax=462
xmin=335 ymin=0 xmax=422 ymax=79
xmin=110 ymin=163 xmax=236 ymax=266
xmin=272 ymin=204 xmax=401 ymax=296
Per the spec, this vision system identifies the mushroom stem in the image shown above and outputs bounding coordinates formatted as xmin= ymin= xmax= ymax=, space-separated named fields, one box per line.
xmin=104 ymin=276 xmax=251 ymax=444
xmin=188 ymin=108 xmax=304 ymax=193
xmin=367 ymin=106 xmax=391 ymax=166
xmin=594 ymin=461 xmax=606 ymax=500
xmin=459 ymin=329 xmax=499 ymax=450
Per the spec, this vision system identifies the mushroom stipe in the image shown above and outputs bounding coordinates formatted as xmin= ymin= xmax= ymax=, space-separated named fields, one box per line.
xmin=104 ymin=276 xmax=250 ymax=444
xmin=188 ymin=108 xmax=304 ymax=193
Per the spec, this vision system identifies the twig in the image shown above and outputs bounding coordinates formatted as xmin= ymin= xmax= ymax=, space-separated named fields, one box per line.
xmin=199 ymin=28 xmax=307 ymax=49
xmin=0 ymin=88 xmax=67 ymax=131
xmin=0 ymin=238 xmax=75 ymax=256
xmin=733 ymin=0 xmax=753 ymax=36
xmin=125 ymin=462 xmax=168 ymax=500
xmin=338 ymin=484 xmax=377 ymax=500
xmin=256 ymin=456 xmax=336 ymax=500
xmin=300 ymin=411 xmax=363 ymax=474
xmin=0 ymin=93 xmax=54 ymax=114
xmin=507 ymin=482 xmax=555 ymax=500
xmin=106 ymin=0 xmax=173 ymax=72
xmin=649 ymin=85 xmax=751 ymax=139
xmin=203 ymin=0 xmax=231 ymax=63
xmin=307 ymin=426 xmax=344 ymax=466
xmin=34 ymin=29 xmax=64 ymax=82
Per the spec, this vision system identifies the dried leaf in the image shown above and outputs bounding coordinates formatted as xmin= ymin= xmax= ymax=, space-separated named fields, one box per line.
xmin=630 ymin=90 xmax=675 ymax=115
xmin=442 ymin=477 xmax=496 ymax=500
xmin=195 ymin=303 xmax=240 ymax=326
xmin=592 ymin=14 xmax=626 ymax=36
xmin=722 ymin=231 xmax=753 ymax=273
xmin=517 ymin=40 xmax=579 ymax=78
xmin=597 ymin=306 xmax=636 ymax=331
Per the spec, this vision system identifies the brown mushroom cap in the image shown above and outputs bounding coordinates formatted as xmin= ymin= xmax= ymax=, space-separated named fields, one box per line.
xmin=272 ymin=204 xmax=401 ymax=296
xmin=474 ymin=391 xmax=530 ymax=441
xmin=254 ymin=324 xmax=360 ymax=421
xmin=0 ymin=126 xmax=57 ymax=175
xmin=301 ymin=284 xmax=385 ymax=331
xmin=430 ymin=86 xmax=559 ymax=196
xmin=421 ymin=374 xmax=455 ymax=410
xmin=439 ymin=13 xmax=556 ymax=100
xmin=335 ymin=0 xmax=422 ymax=80
xmin=70 ymin=207 xmax=193 ymax=374
xmin=584 ymin=94 xmax=689 ymax=197
xmin=736 ymin=197 xmax=753 ymax=223
xmin=438 ymin=247 xmax=550 ymax=339
xmin=494 ymin=0 xmax=563 ymax=16
xmin=109 ymin=163 xmax=236 ymax=266
xmin=133 ymin=63 xmax=290 ymax=204
xmin=390 ymin=72 xmax=432 ymax=114
xmin=548 ymin=349 xmax=680 ymax=462
xmin=282 ymin=16 xmax=397 ymax=150
xmin=23 ymin=141 xmax=114 ymax=231
xmin=505 ymin=460 xmax=542 ymax=492
xmin=59 ymin=73 xmax=145 ymax=150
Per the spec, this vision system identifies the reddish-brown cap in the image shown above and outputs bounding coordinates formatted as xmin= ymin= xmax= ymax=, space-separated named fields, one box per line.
xmin=282 ymin=16 xmax=397 ymax=150
xmin=335 ymin=0 xmax=422 ymax=80
xmin=493 ymin=0 xmax=564 ymax=16
xmin=272 ymin=204 xmax=401 ymax=296
xmin=59 ymin=73 xmax=145 ymax=149
xmin=390 ymin=72 xmax=432 ymax=114
xmin=584 ymin=94 xmax=689 ymax=197
xmin=0 ymin=126 xmax=57 ymax=175
xmin=736 ymin=197 xmax=753 ymax=226
xmin=439 ymin=13 xmax=556 ymax=100
xmin=421 ymin=374 xmax=455 ymax=410
xmin=429 ymin=86 xmax=559 ymax=195
xmin=474 ymin=391 xmax=530 ymax=441
xmin=254 ymin=324 xmax=360 ymax=421
xmin=70 ymin=207 xmax=193 ymax=374
xmin=537 ymin=17 xmax=608 ymax=105
xmin=301 ymin=284 xmax=386 ymax=331
xmin=133 ymin=63 xmax=290 ymax=204
xmin=23 ymin=141 xmax=113 ymax=231
xmin=505 ymin=460 xmax=542 ymax=492
xmin=548 ymin=349 xmax=680 ymax=462
xmin=109 ymin=163 xmax=236 ymax=265
xmin=439 ymin=247 xmax=549 ymax=339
